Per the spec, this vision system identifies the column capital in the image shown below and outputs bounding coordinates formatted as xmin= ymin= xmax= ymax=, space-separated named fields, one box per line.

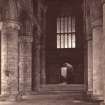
xmin=3 ymin=20 xmax=20 ymax=30
xmin=91 ymin=18 xmax=103 ymax=29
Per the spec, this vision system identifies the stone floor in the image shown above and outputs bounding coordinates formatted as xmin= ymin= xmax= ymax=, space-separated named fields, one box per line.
xmin=0 ymin=84 xmax=102 ymax=105
xmin=0 ymin=94 xmax=101 ymax=105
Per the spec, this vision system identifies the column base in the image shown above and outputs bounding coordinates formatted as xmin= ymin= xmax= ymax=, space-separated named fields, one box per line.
xmin=33 ymin=87 xmax=41 ymax=92
xmin=87 ymin=91 xmax=93 ymax=96
xmin=0 ymin=93 xmax=22 ymax=102
xmin=85 ymin=91 xmax=94 ymax=101
xmin=0 ymin=94 xmax=10 ymax=101
xmin=86 ymin=91 xmax=93 ymax=100
xmin=91 ymin=94 xmax=104 ymax=101
xmin=7 ymin=93 xmax=22 ymax=101
xmin=86 ymin=91 xmax=104 ymax=102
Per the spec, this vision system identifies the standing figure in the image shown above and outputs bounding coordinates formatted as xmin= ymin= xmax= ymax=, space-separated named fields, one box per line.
xmin=60 ymin=62 xmax=73 ymax=84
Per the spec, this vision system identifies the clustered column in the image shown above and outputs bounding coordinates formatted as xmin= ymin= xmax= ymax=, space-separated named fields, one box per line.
xmin=92 ymin=19 xmax=103 ymax=100
xmin=86 ymin=0 xmax=103 ymax=100
xmin=91 ymin=0 xmax=103 ymax=100
xmin=1 ymin=0 xmax=20 ymax=100
xmin=33 ymin=1 xmax=47 ymax=91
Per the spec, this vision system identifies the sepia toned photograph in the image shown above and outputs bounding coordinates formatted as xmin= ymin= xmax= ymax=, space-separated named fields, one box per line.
xmin=0 ymin=0 xmax=104 ymax=105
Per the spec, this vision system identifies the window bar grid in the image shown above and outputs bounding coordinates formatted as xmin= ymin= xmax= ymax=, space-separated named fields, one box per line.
xmin=56 ymin=18 xmax=58 ymax=48
xmin=73 ymin=34 xmax=76 ymax=48
xmin=67 ymin=16 xmax=69 ymax=48
xmin=57 ymin=34 xmax=60 ymax=48
xmin=71 ymin=16 xmax=72 ymax=48
xmin=60 ymin=17 xmax=61 ymax=48
xmin=74 ymin=17 xmax=76 ymax=47
xmin=65 ymin=34 xmax=67 ymax=48
xmin=57 ymin=16 xmax=76 ymax=49
xmin=63 ymin=16 xmax=65 ymax=48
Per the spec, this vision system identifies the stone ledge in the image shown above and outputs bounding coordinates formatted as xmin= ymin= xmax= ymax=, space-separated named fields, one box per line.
xmin=19 ymin=36 xmax=33 ymax=42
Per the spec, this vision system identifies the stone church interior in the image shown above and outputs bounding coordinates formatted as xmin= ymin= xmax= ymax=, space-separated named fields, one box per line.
xmin=0 ymin=0 xmax=105 ymax=104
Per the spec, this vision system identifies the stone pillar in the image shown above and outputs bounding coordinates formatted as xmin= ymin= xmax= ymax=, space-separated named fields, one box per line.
xmin=102 ymin=0 xmax=105 ymax=103
xmin=19 ymin=36 xmax=33 ymax=95
xmin=1 ymin=21 xmax=20 ymax=99
xmin=32 ymin=0 xmax=44 ymax=91
xmin=33 ymin=25 xmax=41 ymax=91
xmin=87 ymin=38 xmax=93 ymax=95
xmin=40 ymin=8 xmax=47 ymax=85
xmin=92 ymin=19 xmax=103 ymax=100
xmin=1 ymin=0 xmax=21 ymax=100
xmin=85 ymin=0 xmax=93 ymax=95
xmin=40 ymin=37 xmax=46 ymax=85
xmin=89 ymin=0 xmax=103 ymax=100
xmin=18 ymin=13 xmax=33 ymax=94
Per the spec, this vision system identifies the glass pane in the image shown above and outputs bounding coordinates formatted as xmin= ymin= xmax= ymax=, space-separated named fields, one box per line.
xmin=72 ymin=17 xmax=75 ymax=32
xmin=68 ymin=16 xmax=71 ymax=33
xmin=65 ymin=34 xmax=68 ymax=48
xmin=61 ymin=17 xmax=64 ymax=33
xmin=61 ymin=34 xmax=64 ymax=48
xmin=57 ymin=17 xmax=60 ymax=33
xmin=56 ymin=16 xmax=76 ymax=49
xmin=72 ymin=34 xmax=76 ymax=48
xmin=57 ymin=34 xmax=60 ymax=48
xmin=68 ymin=34 xmax=72 ymax=48
xmin=64 ymin=17 xmax=68 ymax=33
xmin=63 ymin=34 xmax=65 ymax=48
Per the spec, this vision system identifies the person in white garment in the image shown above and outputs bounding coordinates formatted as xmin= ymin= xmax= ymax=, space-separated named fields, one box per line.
xmin=60 ymin=62 xmax=73 ymax=84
